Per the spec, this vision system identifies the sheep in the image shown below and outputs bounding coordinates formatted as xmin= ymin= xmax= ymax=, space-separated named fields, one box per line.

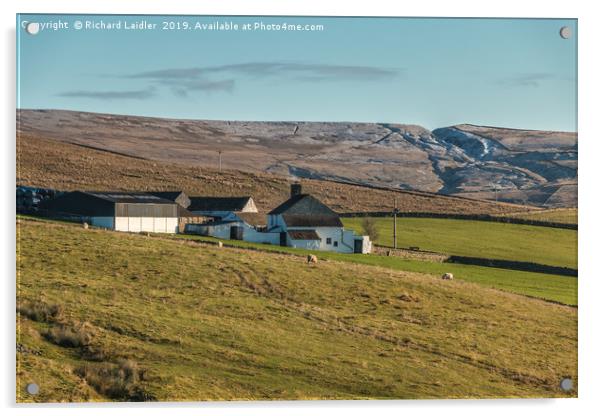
xmin=307 ymin=254 xmax=318 ymax=264
xmin=441 ymin=273 xmax=454 ymax=280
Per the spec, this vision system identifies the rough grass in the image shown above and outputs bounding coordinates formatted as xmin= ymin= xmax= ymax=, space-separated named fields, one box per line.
xmin=16 ymin=218 xmax=577 ymax=401
xmin=500 ymin=208 xmax=578 ymax=225
xmin=173 ymin=233 xmax=577 ymax=306
xmin=17 ymin=300 xmax=64 ymax=323
xmin=342 ymin=217 xmax=577 ymax=269
xmin=75 ymin=360 xmax=155 ymax=402
xmin=43 ymin=322 xmax=95 ymax=348
xmin=17 ymin=134 xmax=528 ymax=215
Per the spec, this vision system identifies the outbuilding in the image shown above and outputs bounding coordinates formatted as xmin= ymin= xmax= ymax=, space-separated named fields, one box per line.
xmin=147 ymin=191 xmax=206 ymax=232
xmin=188 ymin=196 xmax=258 ymax=221
xmin=43 ymin=191 xmax=180 ymax=233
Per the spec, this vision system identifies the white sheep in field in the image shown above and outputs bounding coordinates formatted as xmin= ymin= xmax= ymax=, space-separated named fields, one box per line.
xmin=441 ymin=273 xmax=454 ymax=280
xmin=307 ymin=254 xmax=318 ymax=264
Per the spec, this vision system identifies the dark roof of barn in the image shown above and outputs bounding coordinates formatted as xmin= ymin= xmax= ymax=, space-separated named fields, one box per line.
xmin=188 ymin=196 xmax=253 ymax=212
xmin=282 ymin=214 xmax=343 ymax=227
xmin=78 ymin=191 xmax=175 ymax=204
xmin=148 ymin=191 xmax=186 ymax=201
xmin=42 ymin=191 xmax=178 ymax=217
xmin=268 ymin=194 xmax=338 ymax=216
xmin=287 ymin=230 xmax=321 ymax=240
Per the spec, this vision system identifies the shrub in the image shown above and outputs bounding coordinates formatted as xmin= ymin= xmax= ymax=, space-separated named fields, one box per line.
xmin=75 ymin=359 xmax=155 ymax=401
xmin=43 ymin=322 xmax=95 ymax=348
xmin=361 ymin=217 xmax=379 ymax=242
xmin=81 ymin=344 xmax=111 ymax=362
xmin=17 ymin=301 xmax=64 ymax=323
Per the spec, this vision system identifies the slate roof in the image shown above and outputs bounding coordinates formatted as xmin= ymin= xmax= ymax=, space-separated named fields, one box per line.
xmin=268 ymin=194 xmax=337 ymax=216
xmin=148 ymin=191 xmax=191 ymax=208
xmin=188 ymin=196 xmax=254 ymax=212
xmin=288 ymin=230 xmax=321 ymax=240
xmin=148 ymin=191 xmax=184 ymax=200
xmin=269 ymin=194 xmax=342 ymax=227
xmin=42 ymin=191 xmax=178 ymax=217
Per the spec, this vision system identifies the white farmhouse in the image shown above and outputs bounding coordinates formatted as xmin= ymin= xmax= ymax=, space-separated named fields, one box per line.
xmin=266 ymin=184 xmax=371 ymax=253
xmin=187 ymin=184 xmax=371 ymax=253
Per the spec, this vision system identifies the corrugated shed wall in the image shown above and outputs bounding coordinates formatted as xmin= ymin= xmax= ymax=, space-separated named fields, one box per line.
xmin=115 ymin=203 xmax=178 ymax=218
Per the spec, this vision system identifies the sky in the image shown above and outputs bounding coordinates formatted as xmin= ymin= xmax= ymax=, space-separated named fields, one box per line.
xmin=17 ymin=15 xmax=577 ymax=131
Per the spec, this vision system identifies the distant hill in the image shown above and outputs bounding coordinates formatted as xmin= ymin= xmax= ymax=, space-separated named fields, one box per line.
xmin=17 ymin=109 xmax=577 ymax=207
xmin=17 ymin=133 xmax=529 ymax=216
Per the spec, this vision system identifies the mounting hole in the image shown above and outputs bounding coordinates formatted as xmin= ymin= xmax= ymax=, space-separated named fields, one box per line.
xmin=26 ymin=383 xmax=39 ymax=395
xmin=25 ymin=22 xmax=40 ymax=35
xmin=559 ymin=26 xmax=571 ymax=39
xmin=560 ymin=377 xmax=573 ymax=392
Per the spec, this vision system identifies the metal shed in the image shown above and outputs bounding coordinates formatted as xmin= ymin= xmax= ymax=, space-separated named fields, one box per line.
xmin=43 ymin=191 xmax=180 ymax=233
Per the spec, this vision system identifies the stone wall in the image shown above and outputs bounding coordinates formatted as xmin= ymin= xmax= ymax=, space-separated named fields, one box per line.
xmin=371 ymin=245 xmax=449 ymax=262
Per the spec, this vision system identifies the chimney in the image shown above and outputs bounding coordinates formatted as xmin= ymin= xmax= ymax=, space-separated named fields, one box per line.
xmin=291 ymin=183 xmax=302 ymax=198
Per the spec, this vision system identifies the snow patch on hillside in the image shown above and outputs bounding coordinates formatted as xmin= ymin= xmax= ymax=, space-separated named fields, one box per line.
xmin=432 ymin=127 xmax=504 ymax=160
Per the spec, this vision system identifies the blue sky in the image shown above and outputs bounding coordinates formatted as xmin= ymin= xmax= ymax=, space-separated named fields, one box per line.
xmin=17 ymin=15 xmax=577 ymax=131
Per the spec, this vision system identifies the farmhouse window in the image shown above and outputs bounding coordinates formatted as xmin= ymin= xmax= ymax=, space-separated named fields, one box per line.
xmin=334 ymin=241 xmax=338 ymax=247
xmin=326 ymin=238 xmax=332 ymax=244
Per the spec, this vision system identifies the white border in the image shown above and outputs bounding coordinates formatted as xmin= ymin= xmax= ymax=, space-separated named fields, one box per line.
xmin=3 ymin=1 xmax=601 ymax=415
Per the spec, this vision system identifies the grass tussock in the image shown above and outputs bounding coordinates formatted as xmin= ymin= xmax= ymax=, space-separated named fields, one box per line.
xmin=397 ymin=292 xmax=421 ymax=302
xmin=17 ymin=300 xmax=64 ymax=323
xmin=81 ymin=344 xmax=112 ymax=362
xmin=43 ymin=322 xmax=95 ymax=348
xmin=75 ymin=359 xmax=155 ymax=402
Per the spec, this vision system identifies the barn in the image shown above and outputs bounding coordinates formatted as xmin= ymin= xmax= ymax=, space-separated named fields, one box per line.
xmin=188 ymin=196 xmax=258 ymax=222
xmin=147 ymin=191 xmax=206 ymax=232
xmin=43 ymin=191 xmax=180 ymax=233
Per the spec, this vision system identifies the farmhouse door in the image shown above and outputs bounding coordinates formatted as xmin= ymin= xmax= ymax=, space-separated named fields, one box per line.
xmin=230 ymin=226 xmax=243 ymax=240
xmin=354 ymin=239 xmax=363 ymax=254
xmin=280 ymin=232 xmax=287 ymax=246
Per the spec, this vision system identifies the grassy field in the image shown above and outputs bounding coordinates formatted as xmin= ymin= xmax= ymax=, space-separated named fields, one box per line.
xmin=500 ymin=208 xmax=578 ymax=225
xmin=172 ymin=234 xmax=577 ymax=306
xmin=17 ymin=218 xmax=577 ymax=402
xmin=342 ymin=217 xmax=577 ymax=269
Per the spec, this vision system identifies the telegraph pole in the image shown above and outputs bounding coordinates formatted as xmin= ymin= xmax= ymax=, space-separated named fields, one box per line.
xmin=393 ymin=198 xmax=399 ymax=249
xmin=218 ymin=150 xmax=222 ymax=171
